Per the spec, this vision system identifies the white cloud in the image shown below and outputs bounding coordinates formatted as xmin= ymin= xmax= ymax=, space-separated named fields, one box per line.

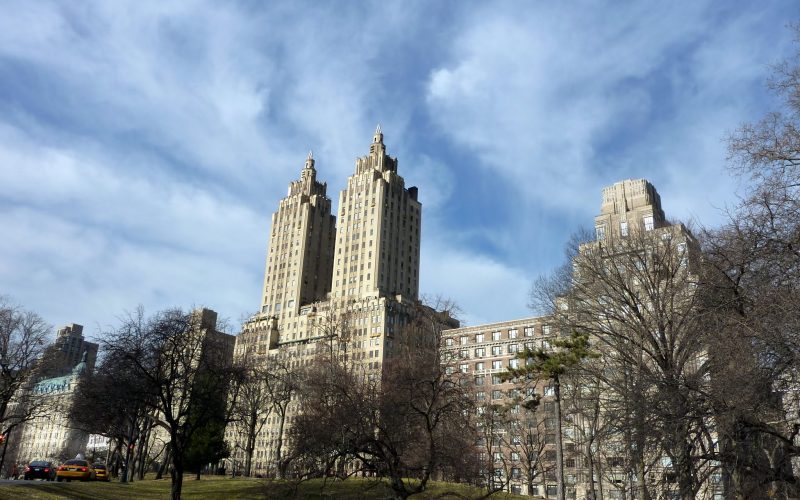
xmin=425 ymin=2 xmax=788 ymax=212
xmin=0 ymin=0 xmax=795 ymax=331
xmin=420 ymin=236 xmax=531 ymax=327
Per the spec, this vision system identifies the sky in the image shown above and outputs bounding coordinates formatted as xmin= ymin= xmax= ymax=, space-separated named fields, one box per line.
xmin=1 ymin=1 xmax=797 ymax=340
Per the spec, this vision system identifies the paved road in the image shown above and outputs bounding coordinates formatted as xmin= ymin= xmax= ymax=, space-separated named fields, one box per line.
xmin=0 ymin=478 xmax=90 ymax=484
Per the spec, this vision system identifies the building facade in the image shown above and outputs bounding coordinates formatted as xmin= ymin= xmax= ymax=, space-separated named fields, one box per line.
xmin=442 ymin=179 xmax=721 ymax=500
xmin=12 ymin=350 xmax=92 ymax=466
xmin=441 ymin=317 xmax=565 ymax=497
xmin=227 ymin=128 xmax=440 ymax=476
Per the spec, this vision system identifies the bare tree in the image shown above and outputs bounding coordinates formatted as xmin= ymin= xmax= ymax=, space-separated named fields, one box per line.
xmin=510 ymin=403 xmax=550 ymax=497
xmin=69 ymin=348 xmax=156 ymax=483
xmin=0 ymin=296 xmax=51 ymax=436
xmin=101 ymin=307 xmax=241 ymax=500
xmin=697 ymin=25 xmax=800 ymax=499
xmin=0 ymin=296 xmax=56 ymax=474
xmin=228 ymin=355 xmax=271 ymax=478
xmin=532 ymin=224 xmax=718 ymax=500
xmin=289 ymin=298 xmax=478 ymax=499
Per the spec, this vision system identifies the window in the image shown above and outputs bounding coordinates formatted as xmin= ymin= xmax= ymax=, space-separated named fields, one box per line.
xmin=475 ymin=347 xmax=486 ymax=358
xmin=475 ymin=362 xmax=485 ymax=371
xmin=459 ymin=363 xmax=468 ymax=373
xmin=511 ymin=467 xmax=521 ymax=478
xmin=542 ymin=325 xmax=551 ymax=336
xmin=524 ymin=326 xmax=535 ymax=337
xmin=475 ymin=375 xmax=485 ymax=386
xmin=508 ymin=343 xmax=519 ymax=354
xmin=508 ymin=328 xmax=518 ymax=339
xmin=511 ymin=451 xmax=520 ymax=461
xmin=643 ymin=215 xmax=654 ymax=231
xmin=620 ymin=220 xmax=628 ymax=236
xmin=445 ymin=338 xmax=453 ymax=347
xmin=544 ymin=386 xmax=555 ymax=396
xmin=460 ymin=349 xmax=469 ymax=359
xmin=460 ymin=336 xmax=469 ymax=345
xmin=492 ymin=390 xmax=502 ymax=400
xmin=475 ymin=333 xmax=485 ymax=343
xmin=509 ymin=359 xmax=519 ymax=369
xmin=492 ymin=331 xmax=502 ymax=341
xmin=492 ymin=375 xmax=502 ymax=384
xmin=476 ymin=392 xmax=485 ymax=401
xmin=492 ymin=360 xmax=502 ymax=370
xmin=595 ymin=224 xmax=606 ymax=241
xmin=491 ymin=346 xmax=502 ymax=356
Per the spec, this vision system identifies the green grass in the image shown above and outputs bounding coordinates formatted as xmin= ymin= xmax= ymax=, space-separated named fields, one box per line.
xmin=0 ymin=476 xmax=535 ymax=499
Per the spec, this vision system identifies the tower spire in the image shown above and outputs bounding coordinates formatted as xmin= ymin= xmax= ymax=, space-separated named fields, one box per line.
xmin=373 ymin=124 xmax=383 ymax=144
xmin=304 ymin=150 xmax=315 ymax=170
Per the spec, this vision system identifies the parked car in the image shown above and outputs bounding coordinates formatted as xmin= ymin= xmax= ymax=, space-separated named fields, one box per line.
xmin=56 ymin=459 xmax=95 ymax=482
xmin=23 ymin=460 xmax=55 ymax=481
xmin=92 ymin=463 xmax=109 ymax=481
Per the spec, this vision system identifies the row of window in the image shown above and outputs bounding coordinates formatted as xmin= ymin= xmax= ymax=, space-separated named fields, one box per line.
xmin=596 ymin=215 xmax=655 ymax=240
xmin=448 ymin=340 xmax=551 ymax=360
xmin=445 ymin=325 xmax=551 ymax=346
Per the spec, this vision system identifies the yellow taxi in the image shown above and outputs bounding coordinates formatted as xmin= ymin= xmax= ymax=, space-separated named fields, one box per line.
xmin=92 ymin=463 xmax=109 ymax=481
xmin=56 ymin=459 xmax=95 ymax=482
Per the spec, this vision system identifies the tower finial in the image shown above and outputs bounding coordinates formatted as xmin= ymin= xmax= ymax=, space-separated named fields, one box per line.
xmin=373 ymin=124 xmax=383 ymax=144
xmin=376 ymin=124 xmax=381 ymax=134
xmin=304 ymin=150 xmax=315 ymax=170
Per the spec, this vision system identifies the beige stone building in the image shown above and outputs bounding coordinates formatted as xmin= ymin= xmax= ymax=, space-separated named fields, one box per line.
xmin=441 ymin=179 xmax=722 ymax=499
xmin=227 ymin=128 xmax=438 ymax=476
xmin=39 ymin=323 xmax=98 ymax=379
xmin=593 ymin=179 xmax=667 ymax=242
xmin=13 ymin=352 xmax=91 ymax=466
xmin=441 ymin=317 xmax=565 ymax=497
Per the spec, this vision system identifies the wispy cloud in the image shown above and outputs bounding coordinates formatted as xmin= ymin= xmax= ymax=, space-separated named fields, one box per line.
xmin=0 ymin=0 xmax=796 ymax=332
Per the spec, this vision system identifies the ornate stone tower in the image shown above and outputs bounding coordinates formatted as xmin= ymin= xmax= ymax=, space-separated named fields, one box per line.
xmin=330 ymin=126 xmax=421 ymax=302
xmin=594 ymin=179 xmax=667 ymax=241
xmin=259 ymin=152 xmax=336 ymax=318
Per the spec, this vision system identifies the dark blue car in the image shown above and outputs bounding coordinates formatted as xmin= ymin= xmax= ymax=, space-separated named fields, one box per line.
xmin=24 ymin=460 xmax=56 ymax=481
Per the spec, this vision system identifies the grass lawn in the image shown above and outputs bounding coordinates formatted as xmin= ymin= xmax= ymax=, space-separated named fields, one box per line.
xmin=0 ymin=476 xmax=537 ymax=499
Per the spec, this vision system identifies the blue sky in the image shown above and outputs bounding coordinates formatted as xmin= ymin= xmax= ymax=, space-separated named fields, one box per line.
xmin=1 ymin=1 xmax=797 ymax=338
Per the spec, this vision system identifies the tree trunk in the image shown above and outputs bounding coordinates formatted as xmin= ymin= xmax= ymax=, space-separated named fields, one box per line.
xmin=587 ymin=446 xmax=597 ymax=500
xmin=275 ymin=408 xmax=286 ymax=479
xmin=136 ymin=434 xmax=148 ymax=480
xmin=120 ymin=441 xmax=132 ymax=483
xmin=554 ymin=376 xmax=565 ymax=500
xmin=678 ymin=440 xmax=694 ymax=500
xmin=597 ymin=459 xmax=605 ymax=500
xmin=0 ymin=431 xmax=9 ymax=478
xmin=170 ymin=450 xmax=184 ymax=500
xmin=156 ymin=447 xmax=171 ymax=480
xmin=245 ymin=411 xmax=256 ymax=477
xmin=636 ymin=460 xmax=649 ymax=500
